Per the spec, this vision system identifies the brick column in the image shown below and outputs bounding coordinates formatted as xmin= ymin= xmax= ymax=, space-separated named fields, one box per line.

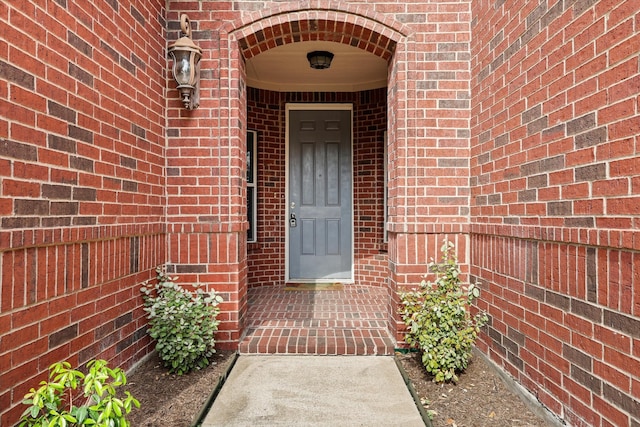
xmin=165 ymin=16 xmax=248 ymax=349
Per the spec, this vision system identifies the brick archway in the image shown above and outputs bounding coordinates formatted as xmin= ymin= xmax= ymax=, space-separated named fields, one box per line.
xmin=218 ymin=3 xmax=410 ymax=345
xmin=223 ymin=0 xmax=409 ymax=54
xmin=236 ymin=18 xmax=397 ymax=62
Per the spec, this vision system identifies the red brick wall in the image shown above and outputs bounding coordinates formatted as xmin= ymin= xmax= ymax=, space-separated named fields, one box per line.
xmin=166 ymin=0 xmax=473 ymax=347
xmin=0 ymin=1 xmax=166 ymax=425
xmin=246 ymin=88 xmax=388 ymax=287
xmin=11 ymin=0 xmax=640 ymax=424
xmin=164 ymin=8 xmax=249 ymax=348
xmin=353 ymin=90 xmax=390 ymax=286
xmin=471 ymin=0 xmax=640 ymax=425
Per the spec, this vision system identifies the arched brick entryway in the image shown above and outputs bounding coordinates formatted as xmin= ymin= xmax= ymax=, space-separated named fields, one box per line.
xmin=218 ymin=4 xmax=410 ymax=352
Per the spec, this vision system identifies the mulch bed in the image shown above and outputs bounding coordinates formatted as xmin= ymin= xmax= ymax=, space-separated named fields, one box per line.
xmin=124 ymin=349 xmax=551 ymax=427
xmin=124 ymin=351 xmax=237 ymax=427
xmin=396 ymin=351 xmax=551 ymax=426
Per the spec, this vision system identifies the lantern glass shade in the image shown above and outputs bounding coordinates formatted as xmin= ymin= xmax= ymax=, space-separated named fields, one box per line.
xmin=175 ymin=54 xmax=191 ymax=85
xmin=169 ymin=47 xmax=200 ymax=87
xmin=306 ymin=51 xmax=334 ymax=69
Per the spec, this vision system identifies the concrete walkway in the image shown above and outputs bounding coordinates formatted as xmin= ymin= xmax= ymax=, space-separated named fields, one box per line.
xmin=201 ymin=355 xmax=427 ymax=426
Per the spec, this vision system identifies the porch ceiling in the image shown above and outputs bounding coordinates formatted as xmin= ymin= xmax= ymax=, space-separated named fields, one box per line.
xmin=245 ymin=41 xmax=388 ymax=92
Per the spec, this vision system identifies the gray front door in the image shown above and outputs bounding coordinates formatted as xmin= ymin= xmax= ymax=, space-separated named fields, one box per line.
xmin=288 ymin=108 xmax=352 ymax=281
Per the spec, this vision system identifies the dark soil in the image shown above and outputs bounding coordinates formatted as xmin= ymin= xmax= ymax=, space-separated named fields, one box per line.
xmin=396 ymin=351 xmax=551 ymax=426
xmin=124 ymin=350 xmax=551 ymax=427
xmin=125 ymin=351 xmax=237 ymax=427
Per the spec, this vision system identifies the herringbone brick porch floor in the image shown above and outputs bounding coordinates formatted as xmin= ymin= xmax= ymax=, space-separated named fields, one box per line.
xmin=238 ymin=285 xmax=396 ymax=355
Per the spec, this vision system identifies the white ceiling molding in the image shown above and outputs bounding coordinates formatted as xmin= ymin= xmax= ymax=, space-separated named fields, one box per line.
xmin=245 ymin=41 xmax=388 ymax=92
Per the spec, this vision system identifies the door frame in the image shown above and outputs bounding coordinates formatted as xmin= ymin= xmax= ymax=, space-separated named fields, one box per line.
xmin=284 ymin=103 xmax=354 ymax=283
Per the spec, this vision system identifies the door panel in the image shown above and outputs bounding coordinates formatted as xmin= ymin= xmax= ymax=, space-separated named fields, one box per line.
xmin=301 ymin=219 xmax=316 ymax=255
xmin=288 ymin=108 xmax=352 ymax=281
xmin=301 ymin=143 xmax=315 ymax=205
xmin=326 ymin=143 xmax=340 ymax=205
xmin=326 ymin=219 xmax=341 ymax=255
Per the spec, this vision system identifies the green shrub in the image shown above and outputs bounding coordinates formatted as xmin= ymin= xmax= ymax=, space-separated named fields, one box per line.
xmin=19 ymin=359 xmax=139 ymax=427
xmin=398 ymin=240 xmax=488 ymax=383
xmin=140 ymin=268 xmax=223 ymax=375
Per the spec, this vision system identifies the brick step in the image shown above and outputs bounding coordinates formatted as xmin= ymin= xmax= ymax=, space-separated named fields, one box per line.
xmin=241 ymin=285 xmax=396 ymax=355
xmin=239 ymin=326 xmax=395 ymax=355
xmin=244 ymin=319 xmax=390 ymax=329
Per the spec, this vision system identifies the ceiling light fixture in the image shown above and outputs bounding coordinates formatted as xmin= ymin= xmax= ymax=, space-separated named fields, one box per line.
xmin=306 ymin=51 xmax=334 ymax=70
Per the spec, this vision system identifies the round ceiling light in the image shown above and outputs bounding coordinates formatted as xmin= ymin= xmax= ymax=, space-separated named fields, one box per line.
xmin=306 ymin=51 xmax=334 ymax=69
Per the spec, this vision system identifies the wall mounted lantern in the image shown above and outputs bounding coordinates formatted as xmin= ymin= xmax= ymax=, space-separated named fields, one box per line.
xmin=168 ymin=14 xmax=202 ymax=110
xmin=306 ymin=51 xmax=334 ymax=70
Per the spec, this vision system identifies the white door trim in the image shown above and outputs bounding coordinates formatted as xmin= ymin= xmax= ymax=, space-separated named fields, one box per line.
xmin=285 ymin=103 xmax=354 ymax=283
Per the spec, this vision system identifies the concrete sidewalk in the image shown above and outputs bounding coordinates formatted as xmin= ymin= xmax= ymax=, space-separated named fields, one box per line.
xmin=201 ymin=355 xmax=427 ymax=426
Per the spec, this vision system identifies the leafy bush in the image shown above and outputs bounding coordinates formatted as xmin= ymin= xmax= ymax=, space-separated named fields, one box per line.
xmin=140 ymin=268 xmax=223 ymax=375
xmin=398 ymin=240 xmax=488 ymax=383
xmin=19 ymin=359 xmax=139 ymax=427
